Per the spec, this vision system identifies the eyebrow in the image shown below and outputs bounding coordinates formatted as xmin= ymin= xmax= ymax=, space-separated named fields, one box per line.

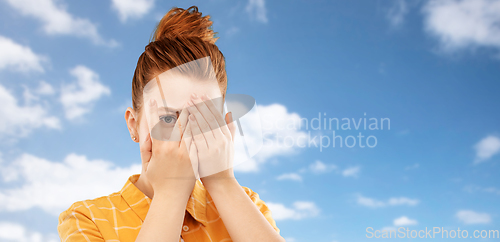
xmin=157 ymin=106 xmax=182 ymax=113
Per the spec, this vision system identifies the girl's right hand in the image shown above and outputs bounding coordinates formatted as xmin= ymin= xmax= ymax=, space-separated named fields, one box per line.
xmin=140 ymin=98 xmax=199 ymax=196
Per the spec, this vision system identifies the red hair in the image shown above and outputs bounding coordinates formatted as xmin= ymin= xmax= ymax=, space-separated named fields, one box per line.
xmin=131 ymin=6 xmax=227 ymax=122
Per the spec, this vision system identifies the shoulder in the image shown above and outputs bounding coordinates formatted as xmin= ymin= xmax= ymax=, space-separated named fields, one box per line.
xmin=58 ymin=191 xmax=122 ymax=228
xmin=58 ymin=193 xmax=121 ymax=241
xmin=59 ymin=192 xmax=121 ymax=221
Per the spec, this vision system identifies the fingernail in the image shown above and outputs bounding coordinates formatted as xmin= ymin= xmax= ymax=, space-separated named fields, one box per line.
xmin=201 ymin=94 xmax=208 ymax=100
xmin=191 ymin=93 xmax=198 ymax=99
xmin=149 ymin=98 xmax=156 ymax=107
xmin=229 ymin=111 xmax=233 ymax=121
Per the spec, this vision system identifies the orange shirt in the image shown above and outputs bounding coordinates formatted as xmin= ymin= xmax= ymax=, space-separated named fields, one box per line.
xmin=58 ymin=174 xmax=281 ymax=241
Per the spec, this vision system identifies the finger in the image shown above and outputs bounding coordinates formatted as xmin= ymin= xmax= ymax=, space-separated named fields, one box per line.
xmin=189 ymin=114 xmax=209 ymax=152
xmin=226 ymin=112 xmax=237 ymax=142
xmin=186 ymin=99 xmax=216 ymax=144
xmin=191 ymin=96 xmax=226 ymax=143
xmin=169 ymin=103 xmax=189 ymax=143
xmin=139 ymin=132 xmax=152 ymax=164
xmin=182 ymin=117 xmax=193 ymax=150
xmin=189 ymin=136 xmax=200 ymax=180
xmin=146 ymin=98 xmax=162 ymax=149
xmin=200 ymin=94 xmax=231 ymax=137
xmin=191 ymin=94 xmax=221 ymax=134
xmin=180 ymin=120 xmax=199 ymax=180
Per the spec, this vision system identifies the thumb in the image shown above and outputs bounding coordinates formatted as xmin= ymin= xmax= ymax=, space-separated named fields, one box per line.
xmin=225 ymin=112 xmax=236 ymax=142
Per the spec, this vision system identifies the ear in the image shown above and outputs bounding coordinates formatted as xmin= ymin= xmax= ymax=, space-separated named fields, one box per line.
xmin=125 ymin=107 xmax=139 ymax=143
xmin=225 ymin=112 xmax=236 ymax=142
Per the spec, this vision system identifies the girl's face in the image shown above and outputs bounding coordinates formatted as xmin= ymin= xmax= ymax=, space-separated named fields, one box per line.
xmin=125 ymin=74 xmax=224 ymax=163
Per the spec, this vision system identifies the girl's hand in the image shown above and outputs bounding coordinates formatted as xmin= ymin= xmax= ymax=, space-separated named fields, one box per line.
xmin=141 ymin=98 xmax=199 ymax=196
xmin=186 ymin=93 xmax=237 ymax=186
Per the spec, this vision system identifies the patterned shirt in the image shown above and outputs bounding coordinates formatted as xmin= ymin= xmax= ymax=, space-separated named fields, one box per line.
xmin=58 ymin=174 xmax=281 ymax=241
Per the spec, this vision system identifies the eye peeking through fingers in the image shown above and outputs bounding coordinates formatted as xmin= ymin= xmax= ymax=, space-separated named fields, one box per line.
xmin=159 ymin=114 xmax=178 ymax=125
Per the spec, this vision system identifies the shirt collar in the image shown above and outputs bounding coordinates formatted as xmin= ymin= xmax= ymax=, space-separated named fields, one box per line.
xmin=120 ymin=174 xmax=209 ymax=227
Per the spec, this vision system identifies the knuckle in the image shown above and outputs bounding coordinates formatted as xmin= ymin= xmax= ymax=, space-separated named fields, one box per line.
xmin=152 ymin=146 xmax=161 ymax=156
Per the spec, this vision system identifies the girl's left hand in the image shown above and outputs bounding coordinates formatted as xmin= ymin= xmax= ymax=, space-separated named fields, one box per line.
xmin=186 ymin=93 xmax=237 ymax=185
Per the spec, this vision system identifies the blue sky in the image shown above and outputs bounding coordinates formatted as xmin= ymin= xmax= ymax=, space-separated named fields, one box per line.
xmin=0 ymin=0 xmax=500 ymax=241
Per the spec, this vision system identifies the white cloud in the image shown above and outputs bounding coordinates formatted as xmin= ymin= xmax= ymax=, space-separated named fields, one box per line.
xmin=234 ymin=103 xmax=308 ymax=172
xmin=233 ymin=105 xmax=356 ymax=175
xmin=60 ymin=65 xmax=111 ymax=120
xmin=233 ymin=157 xmax=259 ymax=172
xmin=386 ymin=0 xmax=408 ymax=28
xmin=246 ymin=0 xmax=268 ymax=23
xmin=422 ymin=0 xmax=500 ymax=53
xmin=111 ymin=0 xmax=155 ymax=23
xmin=380 ymin=217 xmax=418 ymax=233
xmin=282 ymin=160 xmax=339 ymax=182
xmin=342 ymin=166 xmax=361 ymax=178
xmin=22 ymin=81 xmax=56 ymax=106
xmin=357 ymin=194 xmax=419 ymax=208
xmin=456 ymin=210 xmax=492 ymax=224
xmin=0 ymin=153 xmax=141 ymax=216
xmin=0 ymin=221 xmax=58 ymax=242
xmin=35 ymin=81 xmax=55 ymax=96
xmin=405 ymin=163 xmax=420 ymax=170
xmin=257 ymin=104 xmax=307 ymax=160
xmin=388 ymin=197 xmax=420 ymax=206
xmin=0 ymin=36 xmax=47 ymax=73
xmin=309 ymin=160 xmax=337 ymax=174
xmin=473 ymin=135 xmax=500 ymax=164
xmin=266 ymin=201 xmax=320 ymax=221
xmin=357 ymin=195 xmax=386 ymax=208
xmin=464 ymin=185 xmax=500 ymax=195
xmin=394 ymin=216 xmax=418 ymax=226
xmin=3 ymin=0 xmax=117 ymax=47
xmin=0 ymin=83 xmax=60 ymax=139
xmin=226 ymin=26 xmax=240 ymax=37
xmin=276 ymin=173 xmax=302 ymax=182
xmin=478 ymin=186 xmax=500 ymax=195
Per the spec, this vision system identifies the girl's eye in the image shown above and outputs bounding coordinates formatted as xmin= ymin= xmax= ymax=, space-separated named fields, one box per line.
xmin=160 ymin=115 xmax=177 ymax=125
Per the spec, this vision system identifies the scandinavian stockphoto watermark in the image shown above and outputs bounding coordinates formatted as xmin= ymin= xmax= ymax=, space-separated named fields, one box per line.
xmin=366 ymin=227 xmax=500 ymax=239
xmin=144 ymin=56 xmax=390 ymax=179
xmin=261 ymin=112 xmax=390 ymax=151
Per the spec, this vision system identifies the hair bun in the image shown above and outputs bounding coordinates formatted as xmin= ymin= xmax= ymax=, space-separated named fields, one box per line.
xmin=151 ymin=6 xmax=218 ymax=44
